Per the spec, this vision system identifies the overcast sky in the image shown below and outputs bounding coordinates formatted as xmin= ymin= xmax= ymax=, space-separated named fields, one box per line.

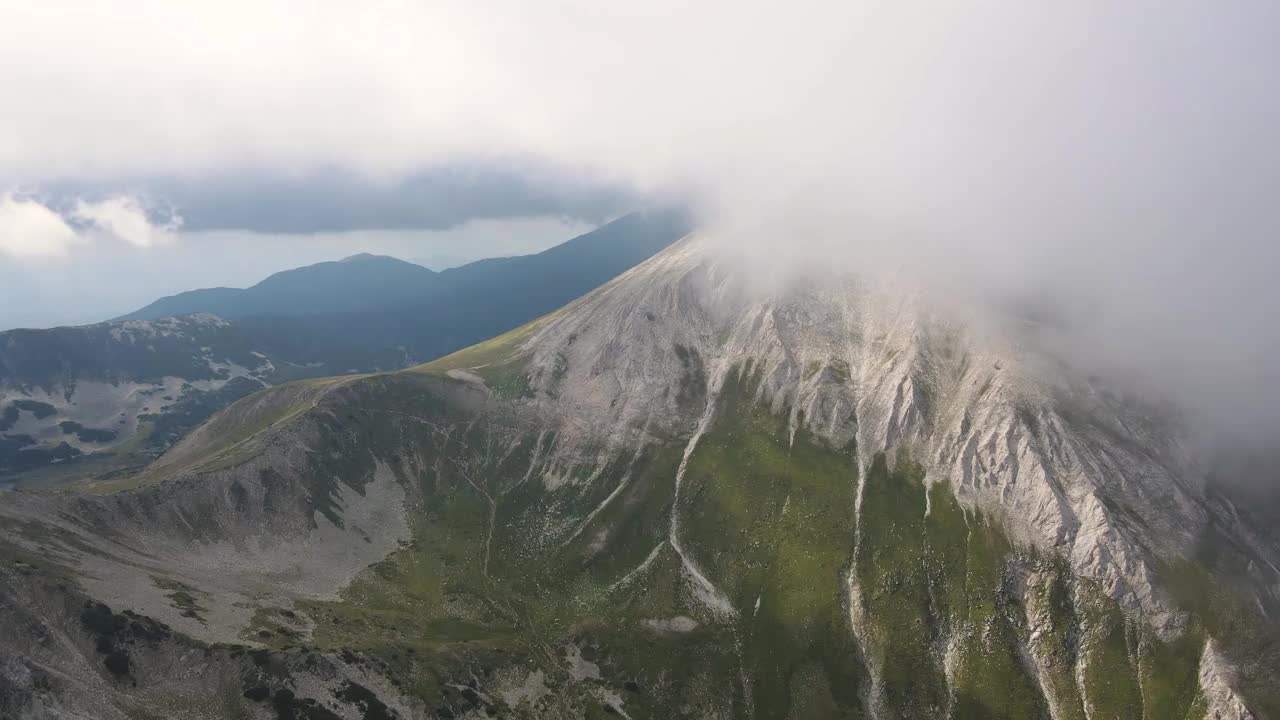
xmin=1 ymin=1 xmax=1278 ymax=445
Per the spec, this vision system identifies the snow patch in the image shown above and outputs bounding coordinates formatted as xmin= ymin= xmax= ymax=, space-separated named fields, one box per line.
xmin=642 ymin=616 xmax=699 ymax=633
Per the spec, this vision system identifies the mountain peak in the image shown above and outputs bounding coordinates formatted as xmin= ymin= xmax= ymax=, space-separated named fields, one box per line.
xmin=447 ymin=231 xmax=1271 ymax=634
xmin=1 ymin=228 xmax=1273 ymax=719
xmin=338 ymin=252 xmax=407 ymax=264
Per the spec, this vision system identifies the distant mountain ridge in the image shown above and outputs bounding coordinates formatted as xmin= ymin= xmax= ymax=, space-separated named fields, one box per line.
xmin=116 ymin=253 xmax=439 ymax=321
xmin=117 ymin=210 xmax=687 ymax=325
xmin=1 ymin=210 xmax=689 ymax=485
xmin=233 ymin=209 xmax=693 ymax=364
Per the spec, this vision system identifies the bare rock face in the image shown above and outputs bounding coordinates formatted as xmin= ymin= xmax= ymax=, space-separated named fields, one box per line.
xmin=1201 ymin=640 xmax=1259 ymax=720
xmin=1 ymin=233 xmax=1275 ymax=719
xmin=0 ymin=314 xmax=275 ymax=484
xmin=0 ymin=421 xmax=411 ymax=647
xmin=506 ymin=234 xmax=1276 ymax=710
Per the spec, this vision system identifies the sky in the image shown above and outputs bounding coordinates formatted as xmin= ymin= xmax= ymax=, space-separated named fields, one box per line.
xmin=1 ymin=1 xmax=1278 ymax=446
xmin=0 ymin=167 xmax=619 ymax=328
xmin=0 ymin=215 xmax=594 ymax=329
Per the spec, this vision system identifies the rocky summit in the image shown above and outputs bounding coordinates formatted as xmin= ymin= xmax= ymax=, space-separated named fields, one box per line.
xmin=1 ymin=234 xmax=1276 ymax=719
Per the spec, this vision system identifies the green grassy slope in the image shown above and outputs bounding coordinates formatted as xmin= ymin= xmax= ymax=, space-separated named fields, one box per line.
xmin=14 ymin=341 xmax=1271 ymax=719
xmin=241 ymin=359 xmax=1236 ymax=718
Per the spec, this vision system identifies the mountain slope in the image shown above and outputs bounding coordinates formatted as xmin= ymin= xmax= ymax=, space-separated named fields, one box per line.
xmin=0 ymin=314 xmax=275 ymax=484
xmin=117 ymin=254 xmax=440 ymax=321
xmin=117 ymin=210 xmax=687 ymax=329
xmin=229 ymin=209 xmax=693 ymax=364
xmin=1 ymin=212 xmax=688 ymax=485
xmin=0 ymin=234 xmax=1275 ymax=719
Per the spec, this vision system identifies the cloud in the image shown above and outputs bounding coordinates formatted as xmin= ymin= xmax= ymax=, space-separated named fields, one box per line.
xmin=2 ymin=1 xmax=1279 ymax=450
xmin=0 ymin=193 xmax=178 ymax=258
xmin=1 ymin=2 xmax=1275 ymax=227
xmin=72 ymin=195 xmax=181 ymax=248
xmin=45 ymin=166 xmax=628 ymax=233
xmin=0 ymin=193 xmax=81 ymax=257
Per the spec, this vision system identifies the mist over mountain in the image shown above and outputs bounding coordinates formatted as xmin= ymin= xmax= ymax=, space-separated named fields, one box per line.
xmin=1 ymin=3 xmax=1278 ymax=719
xmin=5 ymin=2 xmax=1277 ymax=455
xmin=2 ymin=234 xmax=1276 ymax=719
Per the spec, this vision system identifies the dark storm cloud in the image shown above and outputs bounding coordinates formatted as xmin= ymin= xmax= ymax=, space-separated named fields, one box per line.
xmin=43 ymin=165 xmax=630 ymax=234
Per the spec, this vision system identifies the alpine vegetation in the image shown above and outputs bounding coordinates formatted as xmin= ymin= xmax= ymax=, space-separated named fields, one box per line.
xmin=2 ymin=236 xmax=1274 ymax=718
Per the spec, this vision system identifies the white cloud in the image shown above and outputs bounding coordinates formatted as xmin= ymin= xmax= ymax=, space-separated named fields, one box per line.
xmin=1 ymin=1 xmax=1279 ymax=441
xmin=0 ymin=193 xmax=81 ymax=257
xmin=73 ymin=196 xmax=181 ymax=248
xmin=0 ymin=2 xmax=1274 ymax=219
xmin=0 ymin=193 xmax=178 ymax=258
xmin=0 ymin=2 xmax=1275 ymax=239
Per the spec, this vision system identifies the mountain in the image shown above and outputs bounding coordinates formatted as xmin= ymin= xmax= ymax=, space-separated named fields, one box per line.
xmin=175 ymin=210 xmax=694 ymax=366
xmin=1 ymin=235 xmax=1275 ymax=719
xmin=0 ymin=212 xmax=689 ymax=486
xmin=0 ymin=314 xmax=276 ymax=485
xmin=117 ymin=254 xmax=440 ymax=321
xmin=118 ymin=210 xmax=686 ymax=329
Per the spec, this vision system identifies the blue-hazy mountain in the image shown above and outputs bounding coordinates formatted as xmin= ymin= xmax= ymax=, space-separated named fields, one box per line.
xmin=1 ymin=210 xmax=689 ymax=483
xmin=120 ymin=210 xmax=690 ymax=365
xmin=116 ymin=254 xmax=440 ymax=321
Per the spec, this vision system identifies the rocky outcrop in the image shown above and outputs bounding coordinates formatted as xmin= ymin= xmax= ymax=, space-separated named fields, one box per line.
xmin=503 ymin=234 xmax=1275 ymax=711
xmin=0 ymin=391 xmax=412 ymax=646
xmin=0 ymin=314 xmax=275 ymax=483
xmin=1 ymin=233 xmax=1274 ymax=719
